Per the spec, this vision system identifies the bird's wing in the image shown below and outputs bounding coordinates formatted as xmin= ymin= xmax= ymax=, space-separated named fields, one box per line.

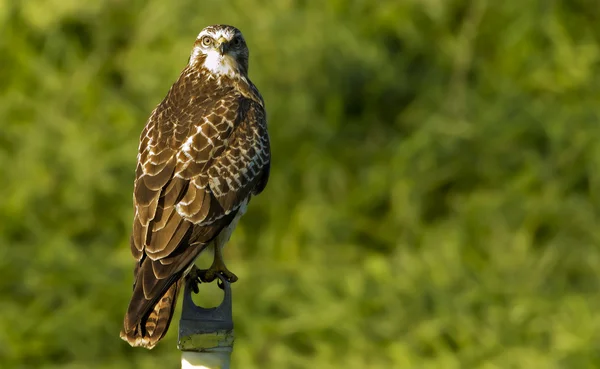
xmin=177 ymin=96 xmax=270 ymax=224
xmin=123 ymin=87 xmax=269 ymax=341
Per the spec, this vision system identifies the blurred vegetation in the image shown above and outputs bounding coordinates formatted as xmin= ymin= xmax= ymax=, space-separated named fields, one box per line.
xmin=1 ymin=0 xmax=600 ymax=368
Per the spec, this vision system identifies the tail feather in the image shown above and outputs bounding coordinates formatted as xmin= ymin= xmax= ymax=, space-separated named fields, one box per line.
xmin=120 ymin=210 xmax=235 ymax=349
xmin=120 ymin=278 xmax=182 ymax=349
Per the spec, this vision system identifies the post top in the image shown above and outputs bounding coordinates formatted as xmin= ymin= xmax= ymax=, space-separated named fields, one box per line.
xmin=178 ymin=273 xmax=234 ymax=352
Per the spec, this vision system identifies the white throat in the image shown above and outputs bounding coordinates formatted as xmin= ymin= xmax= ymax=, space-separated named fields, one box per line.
xmin=202 ymin=50 xmax=237 ymax=77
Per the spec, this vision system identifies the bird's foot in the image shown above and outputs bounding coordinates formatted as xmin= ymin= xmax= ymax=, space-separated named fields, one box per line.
xmin=185 ymin=265 xmax=203 ymax=294
xmin=198 ymin=261 xmax=238 ymax=284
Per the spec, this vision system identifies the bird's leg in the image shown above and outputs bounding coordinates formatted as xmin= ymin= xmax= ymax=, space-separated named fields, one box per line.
xmin=199 ymin=244 xmax=238 ymax=283
xmin=185 ymin=265 xmax=203 ymax=294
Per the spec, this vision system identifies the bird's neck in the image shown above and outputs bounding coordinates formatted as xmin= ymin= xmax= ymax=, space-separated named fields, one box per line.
xmin=174 ymin=65 xmax=261 ymax=107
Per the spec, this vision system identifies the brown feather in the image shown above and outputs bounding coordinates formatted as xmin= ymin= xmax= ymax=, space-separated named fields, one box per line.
xmin=178 ymin=184 xmax=197 ymax=210
xmin=121 ymin=24 xmax=271 ymax=349
xmin=152 ymin=203 xmax=175 ymax=232
xmin=131 ymin=216 xmax=147 ymax=259
xmin=163 ymin=177 xmax=188 ymax=207
xmin=134 ymin=178 xmax=159 ymax=206
xmin=129 ymin=234 xmax=143 ymax=260
xmin=120 ymin=277 xmax=182 ymax=349
xmin=146 ymin=217 xmax=191 ymax=261
xmin=136 ymin=195 xmax=159 ymax=226
xmin=143 ymin=157 xmax=176 ymax=190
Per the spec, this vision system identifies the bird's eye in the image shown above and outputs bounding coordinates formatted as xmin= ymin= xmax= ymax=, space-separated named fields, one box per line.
xmin=232 ymin=37 xmax=241 ymax=46
xmin=201 ymin=36 xmax=213 ymax=47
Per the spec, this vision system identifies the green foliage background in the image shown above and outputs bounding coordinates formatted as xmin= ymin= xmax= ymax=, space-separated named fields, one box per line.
xmin=1 ymin=0 xmax=600 ymax=368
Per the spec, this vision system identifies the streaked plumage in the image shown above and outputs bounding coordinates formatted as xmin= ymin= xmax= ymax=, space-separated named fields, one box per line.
xmin=120 ymin=25 xmax=270 ymax=349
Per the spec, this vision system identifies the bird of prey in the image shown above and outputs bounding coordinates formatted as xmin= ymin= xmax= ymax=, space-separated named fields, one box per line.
xmin=120 ymin=24 xmax=270 ymax=349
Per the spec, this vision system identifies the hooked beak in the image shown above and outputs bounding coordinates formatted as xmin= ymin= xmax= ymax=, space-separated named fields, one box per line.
xmin=217 ymin=38 xmax=229 ymax=55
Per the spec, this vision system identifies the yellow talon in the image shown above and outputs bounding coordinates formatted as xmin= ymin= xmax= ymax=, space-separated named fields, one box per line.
xmin=199 ymin=244 xmax=238 ymax=283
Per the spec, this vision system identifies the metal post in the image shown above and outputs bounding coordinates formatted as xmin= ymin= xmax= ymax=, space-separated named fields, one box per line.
xmin=178 ymin=273 xmax=234 ymax=369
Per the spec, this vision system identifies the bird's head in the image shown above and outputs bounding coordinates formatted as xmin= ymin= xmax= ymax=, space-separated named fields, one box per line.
xmin=190 ymin=25 xmax=249 ymax=78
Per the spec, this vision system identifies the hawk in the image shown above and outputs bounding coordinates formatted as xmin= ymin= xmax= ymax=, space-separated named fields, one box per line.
xmin=120 ymin=24 xmax=270 ymax=349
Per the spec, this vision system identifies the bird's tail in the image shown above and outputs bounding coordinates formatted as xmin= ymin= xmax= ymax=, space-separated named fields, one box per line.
xmin=120 ymin=278 xmax=182 ymax=349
